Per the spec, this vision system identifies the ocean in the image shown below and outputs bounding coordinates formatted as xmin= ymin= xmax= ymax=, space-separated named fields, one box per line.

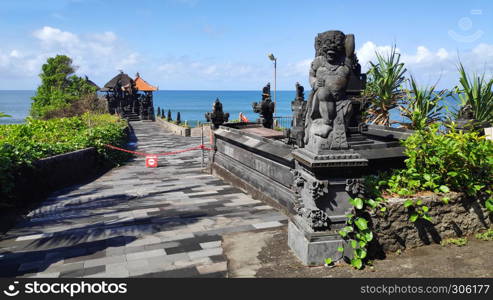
xmin=0 ymin=90 xmax=457 ymax=126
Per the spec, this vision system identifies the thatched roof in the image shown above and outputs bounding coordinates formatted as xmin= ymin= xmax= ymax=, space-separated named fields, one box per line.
xmin=103 ymin=72 xmax=134 ymax=90
xmin=84 ymin=76 xmax=100 ymax=90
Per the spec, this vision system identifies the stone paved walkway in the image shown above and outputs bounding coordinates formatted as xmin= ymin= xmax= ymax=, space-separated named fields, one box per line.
xmin=0 ymin=121 xmax=287 ymax=278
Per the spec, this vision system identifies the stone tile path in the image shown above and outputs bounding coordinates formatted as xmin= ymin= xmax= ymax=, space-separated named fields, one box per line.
xmin=0 ymin=121 xmax=287 ymax=278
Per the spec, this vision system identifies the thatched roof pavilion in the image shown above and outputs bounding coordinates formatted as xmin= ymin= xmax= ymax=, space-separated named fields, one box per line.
xmin=101 ymin=71 xmax=134 ymax=92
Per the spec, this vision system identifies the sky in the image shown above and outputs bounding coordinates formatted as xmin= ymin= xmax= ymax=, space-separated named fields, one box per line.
xmin=0 ymin=0 xmax=492 ymax=90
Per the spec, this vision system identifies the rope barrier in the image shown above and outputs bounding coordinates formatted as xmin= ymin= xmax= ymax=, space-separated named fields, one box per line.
xmin=105 ymin=144 xmax=212 ymax=157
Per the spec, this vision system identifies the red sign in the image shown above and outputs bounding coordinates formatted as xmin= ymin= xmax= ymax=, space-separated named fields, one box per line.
xmin=145 ymin=155 xmax=158 ymax=168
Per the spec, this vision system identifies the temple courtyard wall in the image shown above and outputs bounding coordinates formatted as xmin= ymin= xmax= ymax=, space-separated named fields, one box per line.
xmin=372 ymin=192 xmax=492 ymax=253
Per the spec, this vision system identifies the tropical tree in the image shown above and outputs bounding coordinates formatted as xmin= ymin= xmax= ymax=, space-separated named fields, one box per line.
xmin=31 ymin=55 xmax=97 ymax=119
xmin=398 ymin=76 xmax=446 ymax=130
xmin=0 ymin=112 xmax=11 ymax=118
xmin=364 ymin=46 xmax=407 ymax=126
xmin=453 ymin=62 xmax=493 ymax=125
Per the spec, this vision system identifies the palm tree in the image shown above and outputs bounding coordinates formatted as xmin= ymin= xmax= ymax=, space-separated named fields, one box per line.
xmin=398 ymin=76 xmax=446 ymax=130
xmin=0 ymin=112 xmax=11 ymax=118
xmin=364 ymin=46 xmax=407 ymax=126
xmin=453 ymin=62 xmax=493 ymax=125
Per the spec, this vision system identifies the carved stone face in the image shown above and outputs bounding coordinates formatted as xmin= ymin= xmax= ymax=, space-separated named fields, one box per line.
xmin=316 ymin=30 xmax=345 ymax=63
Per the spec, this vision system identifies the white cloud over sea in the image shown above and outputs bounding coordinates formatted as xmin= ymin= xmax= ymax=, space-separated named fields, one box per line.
xmin=0 ymin=25 xmax=492 ymax=90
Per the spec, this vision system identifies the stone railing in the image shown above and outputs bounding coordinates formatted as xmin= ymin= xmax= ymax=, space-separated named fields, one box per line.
xmin=156 ymin=118 xmax=191 ymax=136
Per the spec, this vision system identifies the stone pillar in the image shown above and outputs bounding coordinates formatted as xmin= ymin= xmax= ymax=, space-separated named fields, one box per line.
xmin=205 ymin=98 xmax=230 ymax=129
xmin=288 ymin=147 xmax=368 ymax=266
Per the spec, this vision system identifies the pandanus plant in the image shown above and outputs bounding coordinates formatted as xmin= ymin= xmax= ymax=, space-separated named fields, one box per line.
xmin=364 ymin=46 xmax=407 ymax=126
xmin=398 ymin=76 xmax=446 ymax=130
xmin=453 ymin=62 xmax=493 ymax=126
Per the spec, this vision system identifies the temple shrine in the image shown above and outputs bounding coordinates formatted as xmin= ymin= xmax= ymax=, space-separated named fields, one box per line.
xmin=102 ymin=71 xmax=157 ymax=121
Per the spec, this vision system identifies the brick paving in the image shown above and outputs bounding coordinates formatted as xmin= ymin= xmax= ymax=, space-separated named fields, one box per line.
xmin=0 ymin=121 xmax=287 ymax=278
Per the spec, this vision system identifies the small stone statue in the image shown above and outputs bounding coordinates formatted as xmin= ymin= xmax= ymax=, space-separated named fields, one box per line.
xmin=295 ymin=82 xmax=304 ymax=101
xmin=205 ymin=98 xmax=230 ymax=129
xmin=456 ymin=104 xmax=477 ymax=131
xmin=290 ymin=82 xmax=307 ymax=147
xmin=458 ymin=104 xmax=474 ymax=120
xmin=262 ymin=83 xmax=271 ymax=100
xmin=252 ymin=83 xmax=275 ymax=128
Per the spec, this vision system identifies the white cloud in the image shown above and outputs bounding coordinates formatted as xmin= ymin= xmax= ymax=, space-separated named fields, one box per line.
xmin=437 ymin=48 xmax=449 ymax=60
xmin=33 ymin=26 xmax=80 ymax=47
xmin=282 ymin=41 xmax=493 ymax=90
xmin=90 ymin=31 xmax=117 ymax=43
xmin=0 ymin=26 xmax=141 ymax=87
xmin=157 ymin=58 xmax=258 ymax=79
xmin=116 ymin=53 xmax=140 ymax=70
xmin=282 ymin=59 xmax=311 ymax=78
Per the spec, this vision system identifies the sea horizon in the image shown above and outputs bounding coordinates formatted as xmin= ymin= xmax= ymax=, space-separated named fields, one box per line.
xmin=0 ymin=89 xmax=299 ymax=92
xmin=0 ymin=90 xmax=458 ymax=126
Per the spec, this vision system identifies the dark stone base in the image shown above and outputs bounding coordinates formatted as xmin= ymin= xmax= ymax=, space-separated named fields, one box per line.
xmin=211 ymin=153 xmax=295 ymax=215
xmin=288 ymin=216 xmax=350 ymax=266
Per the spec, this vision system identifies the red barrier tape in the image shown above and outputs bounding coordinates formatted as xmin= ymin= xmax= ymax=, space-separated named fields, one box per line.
xmin=105 ymin=144 xmax=212 ymax=156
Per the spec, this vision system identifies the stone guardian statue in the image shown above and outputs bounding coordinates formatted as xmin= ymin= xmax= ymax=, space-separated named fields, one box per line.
xmin=303 ymin=30 xmax=356 ymax=153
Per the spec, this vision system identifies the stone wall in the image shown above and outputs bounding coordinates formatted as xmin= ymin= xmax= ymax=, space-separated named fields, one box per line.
xmin=191 ymin=124 xmax=211 ymax=138
xmin=210 ymin=126 xmax=296 ymax=215
xmin=156 ymin=118 xmax=191 ymax=136
xmin=11 ymin=148 xmax=104 ymax=205
xmin=371 ymin=192 xmax=492 ymax=253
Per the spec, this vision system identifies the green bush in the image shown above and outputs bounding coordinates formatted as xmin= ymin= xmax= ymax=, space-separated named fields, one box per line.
xmin=338 ymin=124 xmax=493 ymax=269
xmin=381 ymin=124 xmax=493 ymax=202
xmin=0 ymin=113 xmax=129 ymax=205
xmin=398 ymin=76 xmax=446 ymax=130
xmin=364 ymin=46 xmax=407 ymax=126
xmin=453 ymin=62 xmax=493 ymax=125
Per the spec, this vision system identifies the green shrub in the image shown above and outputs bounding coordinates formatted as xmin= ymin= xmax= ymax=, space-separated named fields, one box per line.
xmin=380 ymin=124 xmax=493 ymax=202
xmin=398 ymin=76 xmax=446 ymax=130
xmin=364 ymin=46 xmax=407 ymax=126
xmin=453 ymin=62 xmax=493 ymax=125
xmin=475 ymin=228 xmax=493 ymax=241
xmin=337 ymin=124 xmax=493 ymax=269
xmin=0 ymin=113 xmax=128 ymax=205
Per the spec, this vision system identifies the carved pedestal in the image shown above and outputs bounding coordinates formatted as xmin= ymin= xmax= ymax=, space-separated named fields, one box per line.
xmin=288 ymin=148 xmax=368 ymax=266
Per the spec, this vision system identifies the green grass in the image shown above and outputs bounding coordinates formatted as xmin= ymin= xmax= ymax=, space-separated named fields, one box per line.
xmin=440 ymin=237 xmax=468 ymax=247
xmin=475 ymin=229 xmax=493 ymax=241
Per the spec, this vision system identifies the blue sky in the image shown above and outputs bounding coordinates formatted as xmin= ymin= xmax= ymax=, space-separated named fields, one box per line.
xmin=0 ymin=0 xmax=492 ymax=90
